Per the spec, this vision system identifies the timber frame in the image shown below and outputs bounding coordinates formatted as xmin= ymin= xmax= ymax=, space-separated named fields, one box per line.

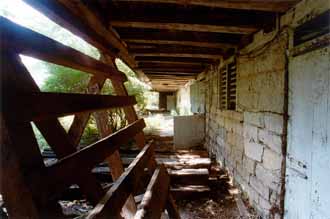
xmin=0 ymin=16 xmax=179 ymax=218
xmin=22 ymin=0 xmax=299 ymax=92
xmin=1 ymin=1 xmax=302 ymax=218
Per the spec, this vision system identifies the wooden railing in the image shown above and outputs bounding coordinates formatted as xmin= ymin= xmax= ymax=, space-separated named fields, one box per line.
xmin=1 ymin=16 xmax=179 ymax=219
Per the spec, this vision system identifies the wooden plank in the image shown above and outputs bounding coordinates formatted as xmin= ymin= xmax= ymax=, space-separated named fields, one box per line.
xmin=135 ymin=56 xmax=217 ymax=63
xmin=23 ymin=0 xmax=137 ymax=69
xmin=118 ymin=28 xmax=242 ymax=44
xmin=68 ymin=76 xmax=106 ymax=147
xmin=138 ymin=62 xmax=205 ymax=68
xmin=141 ymin=68 xmax=203 ymax=73
xmin=126 ymin=39 xmax=235 ymax=49
xmin=2 ymin=50 xmax=105 ymax=205
xmin=134 ymin=165 xmax=170 ymax=219
xmin=165 ymin=194 xmax=181 ymax=219
xmin=4 ymin=92 xmax=136 ymax=122
xmin=1 ymin=117 xmax=45 ymax=219
xmin=0 ymin=17 xmax=126 ymax=82
xmin=127 ymin=39 xmax=235 ymax=49
xmin=86 ymin=142 xmax=154 ymax=219
xmin=134 ymin=53 xmax=223 ymax=59
xmin=111 ymin=0 xmax=298 ymax=12
xmin=111 ymin=21 xmax=257 ymax=34
xmin=91 ymin=78 xmax=137 ymax=218
xmin=101 ymin=54 xmax=146 ymax=148
xmin=29 ymin=119 xmax=145 ymax=203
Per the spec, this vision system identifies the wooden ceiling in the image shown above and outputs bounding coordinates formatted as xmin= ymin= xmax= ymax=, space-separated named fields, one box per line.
xmin=26 ymin=0 xmax=300 ymax=91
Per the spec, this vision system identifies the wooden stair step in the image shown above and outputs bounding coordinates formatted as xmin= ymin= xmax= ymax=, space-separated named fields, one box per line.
xmin=168 ymin=168 xmax=209 ymax=185
xmin=170 ymin=185 xmax=210 ymax=199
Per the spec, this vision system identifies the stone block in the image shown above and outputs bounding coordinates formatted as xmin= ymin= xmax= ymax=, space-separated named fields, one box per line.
xmin=244 ymin=140 xmax=264 ymax=162
xmin=258 ymin=129 xmax=282 ymax=154
xmin=258 ymin=196 xmax=272 ymax=213
xmin=244 ymin=111 xmax=265 ymax=128
xmin=245 ymin=186 xmax=259 ymax=205
xmin=264 ymin=113 xmax=283 ymax=135
xmin=243 ymin=156 xmax=256 ymax=174
xmin=255 ymin=164 xmax=281 ymax=193
xmin=249 ymin=176 xmax=269 ymax=200
xmin=263 ymin=148 xmax=283 ymax=170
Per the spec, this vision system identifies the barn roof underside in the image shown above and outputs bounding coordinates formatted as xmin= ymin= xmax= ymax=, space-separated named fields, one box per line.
xmin=25 ymin=0 xmax=299 ymax=91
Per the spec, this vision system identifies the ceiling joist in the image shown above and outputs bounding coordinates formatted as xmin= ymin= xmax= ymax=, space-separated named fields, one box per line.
xmin=111 ymin=0 xmax=298 ymax=12
xmin=111 ymin=21 xmax=257 ymax=34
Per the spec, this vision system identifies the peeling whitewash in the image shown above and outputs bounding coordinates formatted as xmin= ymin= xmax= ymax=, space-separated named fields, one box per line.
xmin=286 ymin=46 xmax=330 ymax=219
xmin=175 ymin=0 xmax=330 ymax=218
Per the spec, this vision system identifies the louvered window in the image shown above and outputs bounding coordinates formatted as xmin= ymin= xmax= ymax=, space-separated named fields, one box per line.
xmin=219 ymin=59 xmax=237 ymax=110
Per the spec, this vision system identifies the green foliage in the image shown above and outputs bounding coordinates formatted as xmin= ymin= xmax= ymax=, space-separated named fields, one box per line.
xmin=42 ymin=64 xmax=91 ymax=93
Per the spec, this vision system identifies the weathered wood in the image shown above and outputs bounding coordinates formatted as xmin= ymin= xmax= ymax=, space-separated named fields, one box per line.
xmin=4 ymin=92 xmax=136 ymax=122
xmin=0 ymin=17 xmax=126 ymax=82
xmin=86 ymin=142 xmax=155 ymax=219
xmin=29 ymin=120 xmax=146 ymax=204
xmin=166 ymin=194 xmax=181 ymax=219
xmin=135 ymin=56 xmax=217 ymax=63
xmin=101 ymin=54 xmax=146 ymax=148
xmin=111 ymin=0 xmax=298 ymax=12
xmin=134 ymin=53 xmax=223 ymax=59
xmin=134 ymin=165 xmax=170 ymax=219
xmin=1 ymin=117 xmax=46 ymax=219
xmin=1 ymin=50 xmax=105 ymax=205
xmin=118 ymin=28 xmax=242 ymax=44
xmin=23 ymin=0 xmax=137 ymax=69
xmin=68 ymin=76 xmax=106 ymax=147
xmin=141 ymin=67 xmax=203 ymax=73
xmin=92 ymin=77 xmax=137 ymax=218
xmin=111 ymin=21 xmax=257 ymax=34
xmin=126 ymin=39 xmax=235 ymax=49
xmin=138 ymin=62 xmax=206 ymax=68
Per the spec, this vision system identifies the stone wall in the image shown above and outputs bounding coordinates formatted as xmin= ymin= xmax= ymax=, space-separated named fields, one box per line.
xmin=175 ymin=0 xmax=329 ymax=218
xmin=204 ymin=37 xmax=286 ymax=217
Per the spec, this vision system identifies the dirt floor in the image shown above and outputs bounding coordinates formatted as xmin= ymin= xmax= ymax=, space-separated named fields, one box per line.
xmin=176 ymin=171 xmax=242 ymax=219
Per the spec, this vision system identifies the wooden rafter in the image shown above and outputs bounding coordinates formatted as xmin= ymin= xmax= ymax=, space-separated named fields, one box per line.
xmin=134 ymin=53 xmax=223 ymax=59
xmin=23 ymin=0 xmax=136 ymax=68
xmin=111 ymin=21 xmax=257 ymax=34
xmin=1 ymin=17 xmax=126 ymax=82
xmin=126 ymin=39 xmax=236 ymax=49
xmin=111 ymin=0 xmax=298 ymax=12
xmin=3 ymin=92 xmax=136 ymax=122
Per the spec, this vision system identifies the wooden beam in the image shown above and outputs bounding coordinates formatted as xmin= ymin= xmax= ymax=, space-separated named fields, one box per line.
xmin=134 ymin=165 xmax=170 ymax=219
xmin=138 ymin=62 xmax=205 ymax=68
xmin=140 ymin=68 xmax=203 ymax=73
xmin=118 ymin=28 xmax=242 ymax=44
xmin=2 ymin=50 xmax=105 ymax=206
xmin=4 ymin=92 xmax=136 ymax=122
xmin=126 ymin=39 xmax=236 ymax=49
xmin=68 ymin=76 xmax=106 ymax=147
xmin=134 ymin=53 xmax=222 ymax=59
xmin=135 ymin=56 xmax=217 ymax=63
xmin=137 ymin=60 xmax=210 ymax=65
xmin=111 ymin=21 xmax=257 ymax=34
xmin=0 ymin=17 xmax=126 ymax=82
xmin=91 ymin=78 xmax=137 ymax=218
xmin=146 ymin=71 xmax=197 ymax=76
xmin=86 ymin=142 xmax=155 ymax=219
xmin=101 ymin=54 xmax=146 ymax=148
xmin=23 ymin=0 xmax=137 ymax=69
xmin=29 ymin=119 xmax=145 ymax=203
xmin=111 ymin=0 xmax=298 ymax=12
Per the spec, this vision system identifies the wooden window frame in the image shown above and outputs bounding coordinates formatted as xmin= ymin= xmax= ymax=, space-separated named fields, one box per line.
xmin=218 ymin=58 xmax=237 ymax=111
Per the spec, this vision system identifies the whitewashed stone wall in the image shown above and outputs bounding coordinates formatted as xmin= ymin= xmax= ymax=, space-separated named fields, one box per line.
xmin=175 ymin=0 xmax=329 ymax=218
xmin=203 ymin=33 xmax=288 ymax=219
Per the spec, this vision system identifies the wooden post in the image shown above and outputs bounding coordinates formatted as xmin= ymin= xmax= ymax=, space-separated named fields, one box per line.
xmin=101 ymin=54 xmax=145 ymax=148
xmin=91 ymin=78 xmax=138 ymax=218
